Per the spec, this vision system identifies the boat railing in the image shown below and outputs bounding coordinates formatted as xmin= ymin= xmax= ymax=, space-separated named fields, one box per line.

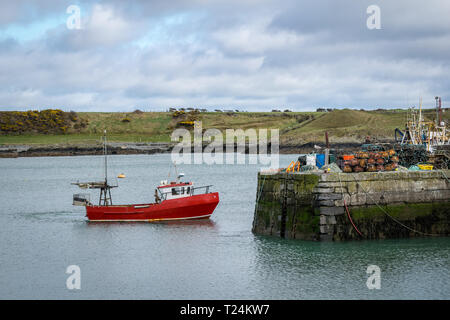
xmin=190 ymin=185 xmax=213 ymax=195
xmin=158 ymin=185 xmax=214 ymax=199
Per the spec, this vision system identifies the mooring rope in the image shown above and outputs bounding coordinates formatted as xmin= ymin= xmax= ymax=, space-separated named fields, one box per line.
xmin=254 ymin=173 xmax=267 ymax=215
xmin=440 ymin=170 xmax=450 ymax=184
xmin=256 ymin=174 xmax=266 ymax=202
xmin=344 ymin=200 xmax=363 ymax=237
xmin=338 ymin=173 xmax=363 ymax=237
xmin=350 ymin=173 xmax=439 ymax=237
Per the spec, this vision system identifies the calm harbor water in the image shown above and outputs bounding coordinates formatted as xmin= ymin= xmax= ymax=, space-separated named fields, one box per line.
xmin=0 ymin=153 xmax=449 ymax=299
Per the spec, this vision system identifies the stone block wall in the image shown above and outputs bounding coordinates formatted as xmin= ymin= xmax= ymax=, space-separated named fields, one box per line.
xmin=252 ymin=170 xmax=450 ymax=241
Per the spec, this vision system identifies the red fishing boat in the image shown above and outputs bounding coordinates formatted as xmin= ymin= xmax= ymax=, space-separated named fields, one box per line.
xmin=72 ymin=132 xmax=219 ymax=222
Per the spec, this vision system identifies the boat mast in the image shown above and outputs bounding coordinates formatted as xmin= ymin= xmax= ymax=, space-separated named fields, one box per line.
xmin=99 ymin=130 xmax=112 ymax=205
xmin=419 ymin=97 xmax=422 ymax=133
xmin=104 ymin=130 xmax=108 ymax=185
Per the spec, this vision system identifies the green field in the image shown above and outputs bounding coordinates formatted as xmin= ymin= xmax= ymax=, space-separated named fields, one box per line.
xmin=0 ymin=109 xmax=448 ymax=145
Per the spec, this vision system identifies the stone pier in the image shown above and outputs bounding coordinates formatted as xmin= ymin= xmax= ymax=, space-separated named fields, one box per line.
xmin=252 ymin=170 xmax=450 ymax=241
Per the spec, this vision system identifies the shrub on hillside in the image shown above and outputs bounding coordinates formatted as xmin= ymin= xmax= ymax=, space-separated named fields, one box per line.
xmin=0 ymin=109 xmax=87 ymax=134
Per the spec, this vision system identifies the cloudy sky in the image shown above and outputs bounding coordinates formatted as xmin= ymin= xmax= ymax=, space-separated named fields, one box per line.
xmin=0 ymin=0 xmax=449 ymax=111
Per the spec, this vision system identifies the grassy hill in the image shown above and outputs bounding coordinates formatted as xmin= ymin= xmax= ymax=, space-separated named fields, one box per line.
xmin=0 ymin=108 xmax=448 ymax=145
xmin=282 ymin=109 xmax=407 ymax=144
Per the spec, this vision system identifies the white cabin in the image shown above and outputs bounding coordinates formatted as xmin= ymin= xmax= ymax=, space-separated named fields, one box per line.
xmin=156 ymin=181 xmax=193 ymax=200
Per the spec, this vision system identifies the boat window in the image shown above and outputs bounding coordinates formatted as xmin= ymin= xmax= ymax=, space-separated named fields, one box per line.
xmin=187 ymin=187 xmax=190 ymax=194
xmin=181 ymin=187 xmax=185 ymax=194
xmin=172 ymin=188 xmax=178 ymax=195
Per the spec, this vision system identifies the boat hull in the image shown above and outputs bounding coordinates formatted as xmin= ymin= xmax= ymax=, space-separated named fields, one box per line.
xmin=85 ymin=192 xmax=219 ymax=222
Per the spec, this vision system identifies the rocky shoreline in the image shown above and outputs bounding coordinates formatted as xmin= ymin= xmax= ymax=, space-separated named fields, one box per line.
xmin=0 ymin=142 xmax=173 ymax=158
xmin=0 ymin=141 xmax=376 ymax=158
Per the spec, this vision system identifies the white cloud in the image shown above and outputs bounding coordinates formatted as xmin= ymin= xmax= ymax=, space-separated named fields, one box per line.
xmin=83 ymin=4 xmax=139 ymax=46
xmin=212 ymin=18 xmax=306 ymax=54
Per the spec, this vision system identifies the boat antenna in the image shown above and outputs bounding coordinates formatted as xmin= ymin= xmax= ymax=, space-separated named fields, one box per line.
xmin=174 ymin=162 xmax=178 ymax=178
xmin=104 ymin=130 xmax=108 ymax=185
xmin=168 ymin=161 xmax=178 ymax=179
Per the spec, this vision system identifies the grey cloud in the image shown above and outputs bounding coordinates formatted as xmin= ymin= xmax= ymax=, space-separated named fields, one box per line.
xmin=0 ymin=0 xmax=67 ymax=25
xmin=0 ymin=0 xmax=449 ymax=111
